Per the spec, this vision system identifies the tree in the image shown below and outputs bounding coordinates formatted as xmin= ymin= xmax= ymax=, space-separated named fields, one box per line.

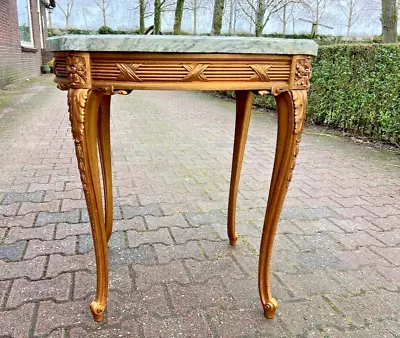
xmin=212 ymin=0 xmax=225 ymax=35
xmin=57 ymin=0 xmax=74 ymax=29
xmin=173 ymin=0 xmax=185 ymax=34
xmin=128 ymin=0 xmax=152 ymax=34
xmin=94 ymin=0 xmax=110 ymax=26
xmin=193 ymin=0 xmax=198 ymax=33
xmin=240 ymin=0 xmax=291 ymax=36
xmin=277 ymin=2 xmax=302 ymax=34
xmin=139 ymin=0 xmax=146 ymax=33
xmin=228 ymin=0 xmax=239 ymax=34
xmin=300 ymin=0 xmax=333 ymax=35
xmin=275 ymin=2 xmax=295 ymax=33
xmin=382 ymin=0 xmax=398 ymax=42
xmin=335 ymin=0 xmax=366 ymax=36
xmin=187 ymin=0 xmax=209 ymax=34
xmin=154 ymin=0 xmax=162 ymax=34
xmin=152 ymin=0 xmax=176 ymax=34
xmin=276 ymin=2 xmax=304 ymax=34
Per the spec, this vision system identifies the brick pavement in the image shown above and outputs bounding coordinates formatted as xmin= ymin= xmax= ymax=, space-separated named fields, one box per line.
xmin=0 ymin=76 xmax=399 ymax=337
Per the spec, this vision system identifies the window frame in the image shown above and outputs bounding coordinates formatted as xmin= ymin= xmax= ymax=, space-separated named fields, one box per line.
xmin=37 ymin=0 xmax=44 ymax=49
xmin=18 ymin=0 xmax=35 ymax=49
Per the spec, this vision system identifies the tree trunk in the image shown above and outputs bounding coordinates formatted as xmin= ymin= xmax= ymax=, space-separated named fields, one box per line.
xmin=282 ymin=4 xmax=287 ymax=34
xmin=233 ymin=0 xmax=237 ymax=34
xmin=193 ymin=0 xmax=197 ymax=34
xmin=255 ymin=0 xmax=265 ymax=37
xmin=139 ymin=0 xmax=145 ymax=34
xmin=292 ymin=16 xmax=295 ymax=34
xmin=382 ymin=0 xmax=398 ymax=43
xmin=66 ymin=15 xmax=70 ymax=29
xmin=212 ymin=0 xmax=225 ymax=35
xmin=311 ymin=22 xmax=318 ymax=37
xmin=173 ymin=0 xmax=185 ymax=34
xmin=102 ymin=9 xmax=107 ymax=26
xmin=228 ymin=0 xmax=234 ymax=34
xmin=346 ymin=0 xmax=353 ymax=36
xmin=154 ymin=0 xmax=162 ymax=34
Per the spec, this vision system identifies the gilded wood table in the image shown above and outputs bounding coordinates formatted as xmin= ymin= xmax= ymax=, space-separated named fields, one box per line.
xmin=49 ymin=35 xmax=318 ymax=322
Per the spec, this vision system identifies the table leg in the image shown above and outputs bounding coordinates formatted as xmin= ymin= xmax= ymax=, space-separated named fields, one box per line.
xmin=98 ymin=95 xmax=113 ymax=242
xmin=259 ymin=90 xmax=307 ymax=318
xmin=68 ymin=89 xmax=109 ymax=321
xmin=228 ymin=91 xmax=254 ymax=246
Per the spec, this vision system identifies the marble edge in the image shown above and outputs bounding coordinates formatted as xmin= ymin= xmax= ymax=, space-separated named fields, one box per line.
xmin=47 ymin=35 xmax=318 ymax=56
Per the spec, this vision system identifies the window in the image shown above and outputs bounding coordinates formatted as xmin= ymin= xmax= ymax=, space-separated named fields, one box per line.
xmin=17 ymin=0 xmax=34 ymax=47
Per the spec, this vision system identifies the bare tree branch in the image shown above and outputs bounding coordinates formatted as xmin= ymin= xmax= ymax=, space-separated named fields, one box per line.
xmin=93 ymin=0 xmax=110 ymax=26
xmin=57 ymin=0 xmax=74 ymax=29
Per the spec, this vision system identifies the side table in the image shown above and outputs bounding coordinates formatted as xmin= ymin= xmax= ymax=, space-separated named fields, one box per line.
xmin=48 ymin=35 xmax=318 ymax=321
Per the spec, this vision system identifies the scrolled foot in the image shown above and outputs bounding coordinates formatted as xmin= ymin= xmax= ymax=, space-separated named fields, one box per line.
xmin=90 ymin=301 xmax=106 ymax=322
xmin=263 ymin=298 xmax=278 ymax=319
xmin=229 ymin=232 xmax=238 ymax=246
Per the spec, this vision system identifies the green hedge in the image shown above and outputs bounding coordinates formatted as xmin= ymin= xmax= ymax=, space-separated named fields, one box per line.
xmin=218 ymin=44 xmax=400 ymax=145
xmin=48 ymin=26 xmax=140 ymax=37
xmin=308 ymin=44 xmax=400 ymax=144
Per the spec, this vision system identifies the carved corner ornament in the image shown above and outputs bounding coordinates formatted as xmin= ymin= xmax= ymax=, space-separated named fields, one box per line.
xmin=294 ymin=57 xmax=312 ymax=90
xmin=66 ymin=54 xmax=88 ymax=86
xmin=68 ymin=89 xmax=90 ymax=195
xmin=68 ymin=89 xmax=88 ymax=143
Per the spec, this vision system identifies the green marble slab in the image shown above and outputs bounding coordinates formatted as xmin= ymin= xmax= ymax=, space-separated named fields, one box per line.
xmin=48 ymin=35 xmax=318 ymax=56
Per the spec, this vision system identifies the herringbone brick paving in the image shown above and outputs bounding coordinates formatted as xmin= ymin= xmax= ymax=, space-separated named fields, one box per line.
xmin=0 ymin=76 xmax=399 ymax=337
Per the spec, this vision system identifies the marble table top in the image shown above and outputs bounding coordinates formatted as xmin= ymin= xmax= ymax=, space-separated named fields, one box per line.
xmin=48 ymin=35 xmax=318 ymax=56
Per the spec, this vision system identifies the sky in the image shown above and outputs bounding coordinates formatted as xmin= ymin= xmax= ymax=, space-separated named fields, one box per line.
xmin=50 ymin=0 xmax=385 ymax=37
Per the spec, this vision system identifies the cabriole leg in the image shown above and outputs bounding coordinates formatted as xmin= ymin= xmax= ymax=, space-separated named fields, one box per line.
xmin=227 ymin=91 xmax=253 ymax=246
xmin=68 ymin=89 xmax=108 ymax=321
xmin=98 ymin=95 xmax=113 ymax=242
xmin=258 ymin=90 xmax=307 ymax=318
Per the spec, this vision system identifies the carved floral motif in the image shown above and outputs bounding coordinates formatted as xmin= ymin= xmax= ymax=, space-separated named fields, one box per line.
xmin=66 ymin=55 xmax=87 ymax=86
xmin=288 ymin=90 xmax=307 ymax=182
xmin=68 ymin=89 xmax=88 ymax=143
xmin=294 ymin=57 xmax=312 ymax=89
xmin=67 ymin=89 xmax=94 ymax=225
